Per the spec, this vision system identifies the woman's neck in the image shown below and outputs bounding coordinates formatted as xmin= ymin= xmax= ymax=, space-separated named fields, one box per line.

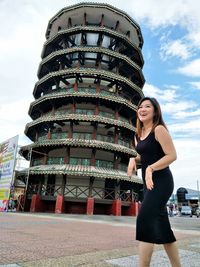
xmin=143 ymin=122 xmax=153 ymax=131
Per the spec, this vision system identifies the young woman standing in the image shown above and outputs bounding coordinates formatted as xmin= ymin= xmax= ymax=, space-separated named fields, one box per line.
xmin=127 ymin=97 xmax=181 ymax=267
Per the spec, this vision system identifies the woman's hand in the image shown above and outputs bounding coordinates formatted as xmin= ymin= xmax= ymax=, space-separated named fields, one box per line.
xmin=145 ymin=166 xmax=154 ymax=190
xmin=127 ymin=157 xmax=137 ymax=177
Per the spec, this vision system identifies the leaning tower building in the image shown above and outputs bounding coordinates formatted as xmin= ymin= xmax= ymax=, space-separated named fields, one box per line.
xmin=20 ymin=2 xmax=145 ymax=215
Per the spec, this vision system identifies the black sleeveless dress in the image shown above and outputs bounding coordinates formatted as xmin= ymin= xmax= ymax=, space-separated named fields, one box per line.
xmin=136 ymin=131 xmax=176 ymax=244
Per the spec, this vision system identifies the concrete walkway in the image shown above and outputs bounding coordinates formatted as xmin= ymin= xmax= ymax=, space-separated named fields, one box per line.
xmin=0 ymin=212 xmax=200 ymax=266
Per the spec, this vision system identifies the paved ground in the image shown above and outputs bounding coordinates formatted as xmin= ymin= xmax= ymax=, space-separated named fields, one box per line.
xmin=0 ymin=212 xmax=200 ymax=266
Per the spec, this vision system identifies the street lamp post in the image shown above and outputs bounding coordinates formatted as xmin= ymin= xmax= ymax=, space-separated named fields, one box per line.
xmin=22 ymin=147 xmax=32 ymax=212
xmin=197 ymin=180 xmax=200 ymax=207
xmin=22 ymin=148 xmax=48 ymax=211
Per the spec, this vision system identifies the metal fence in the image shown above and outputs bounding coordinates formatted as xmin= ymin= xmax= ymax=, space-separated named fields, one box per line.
xmin=26 ymin=183 xmax=138 ymax=202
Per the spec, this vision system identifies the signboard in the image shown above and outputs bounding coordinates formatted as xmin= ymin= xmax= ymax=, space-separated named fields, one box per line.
xmin=0 ymin=135 xmax=18 ymax=211
xmin=185 ymin=193 xmax=199 ymax=200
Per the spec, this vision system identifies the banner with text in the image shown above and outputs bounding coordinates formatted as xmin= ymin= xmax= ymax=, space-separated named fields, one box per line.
xmin=0 ymin=135 xmax=18 ymax=211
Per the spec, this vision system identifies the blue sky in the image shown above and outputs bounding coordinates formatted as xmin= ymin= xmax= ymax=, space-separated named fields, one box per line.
xmin=0 ymin=0 xmax=200 ymax=192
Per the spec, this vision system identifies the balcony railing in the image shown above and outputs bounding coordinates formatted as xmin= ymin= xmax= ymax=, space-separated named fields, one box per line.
xmin=118 ymin=139 xmax=130 ymax=148
xmin=69 ymin=158 xmax=90 ymax=166
xmin=96 ymin=134 xmax=114 ymax=143
xmin=47 ymin=157 xmax=65 ymax=165
xmin=32 ymin=157 xmax=127 ymax=171
xmin=51 ymin=132 xmax=67 ymax=139
xmin=26 ymin=183 xmax=138 ymax=202
xmin=36 ymin=133 xmax=131 ymax=149
xmin=42 ymin=108 xmax=130 ymax=122
xmin=73 ymin=132 xmax=92 ymax=139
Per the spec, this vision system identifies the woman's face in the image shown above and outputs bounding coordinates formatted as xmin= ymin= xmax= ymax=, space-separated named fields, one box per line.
xmin=137 ymin=100 xmax=155 ymax=123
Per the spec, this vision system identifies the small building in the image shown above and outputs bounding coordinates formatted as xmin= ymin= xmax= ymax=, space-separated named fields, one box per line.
xmin=176 ymin=187 xmax=199 ymax=209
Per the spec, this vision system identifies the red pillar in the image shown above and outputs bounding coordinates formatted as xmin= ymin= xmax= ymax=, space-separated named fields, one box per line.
xmin=127 ymin=202 xmax=140 ymax=216
xmin=86 ymin=197 xmax=94 ymax=215
xmin=55 ymin=195 xmax=65 ymax=214
xmin=74 ymin=83 xmax=78 ymax=91
xmin=30 ymin=194 xmax=44 ymax=212
xmin=112 ymin=199 xmax=121 ymax=216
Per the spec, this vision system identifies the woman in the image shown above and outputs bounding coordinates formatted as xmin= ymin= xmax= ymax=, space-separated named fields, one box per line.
xmin=127 ymin=97 xmax=181 ymax=267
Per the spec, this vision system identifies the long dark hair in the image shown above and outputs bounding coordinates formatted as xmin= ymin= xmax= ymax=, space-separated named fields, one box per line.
xmin=136 ymin=97 xmax=167 ymax=137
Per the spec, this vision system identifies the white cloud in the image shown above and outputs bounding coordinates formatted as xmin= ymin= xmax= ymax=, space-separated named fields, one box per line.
xmin=160 ymin=90 xmax=177 ymax=102
xmin=128 ymin=0 xmax=189 ymax=28
xmin=162 ymin=101 xmax=196 ymax=116
xmin=177 ymin=58 xmax=200 ymax=77
xmin=174 ymin=109 xmax=200 ymax=119
xmin=164 ymin=84 xmax=180 ymax=90
xmin=143 ymin=83 xmax=199 ymax=131
xmin=160 ymin=39 xmax=191 ymax=61
xmin=188 ymin=81 xmax=200 ymax=90
xmin=172 ymin=138 xmax=200 ymax=191
xmin=0 ymin=100 xmax=30 ymax=121
xmin=0 ymin=99 xmax=31 ymax=144
xmin=143 ymin=83 xmax=177 ymax=103
xmin=187 ymin=31 xmax=200 ymax=48
xmin=0 ymin=3 xmax=48 ymax=103
xmin=127 ymin=0 xmax=200 ymax=63
xmin=143 ymin=83 xmax=160 ymax=97
xmin=169 ymin=118 xmax=200 ymax=135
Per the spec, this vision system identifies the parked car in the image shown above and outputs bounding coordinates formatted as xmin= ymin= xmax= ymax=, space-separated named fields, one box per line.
xmin=191 ymin=206 xmax=200 ymax=218
xmin=180 ymin=206 xmax=192 ymax=216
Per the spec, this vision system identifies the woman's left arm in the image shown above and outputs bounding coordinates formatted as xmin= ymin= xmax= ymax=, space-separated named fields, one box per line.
xmin=148 ymin=125 xmax=177 ymax=172
xmin=145 ymin=125 xmax=177 ymax=190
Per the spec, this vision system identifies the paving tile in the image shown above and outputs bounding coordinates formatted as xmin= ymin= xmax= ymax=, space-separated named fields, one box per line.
xmin=0 ymin=213 xmax=200 ymax=266
xmin=106 ymin=249 xmax=200 ymax=267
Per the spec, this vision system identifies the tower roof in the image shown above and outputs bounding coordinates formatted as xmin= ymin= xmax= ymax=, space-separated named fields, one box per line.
xmin=45 ymin=2 xmax=143 ymax=48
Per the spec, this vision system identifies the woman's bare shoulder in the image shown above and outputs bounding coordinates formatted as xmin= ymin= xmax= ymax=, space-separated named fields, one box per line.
xmin=154 ymin=125 xmax=169 ymax=140
xmin=155 ymin=125 xmax=167 ymax=133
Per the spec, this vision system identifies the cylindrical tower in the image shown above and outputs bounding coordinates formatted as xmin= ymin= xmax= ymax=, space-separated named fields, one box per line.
xmin=20 ymin=2 xmax=145 ymax=215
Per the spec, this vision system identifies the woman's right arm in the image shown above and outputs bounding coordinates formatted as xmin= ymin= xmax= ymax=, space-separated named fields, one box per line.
xmin=127 ymin=136 xmax=140 ymax=176
xmin=127 ymin=157 xmax=136 ymax=177
xmin=127 ymin=154 xmax=140 ymax=176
